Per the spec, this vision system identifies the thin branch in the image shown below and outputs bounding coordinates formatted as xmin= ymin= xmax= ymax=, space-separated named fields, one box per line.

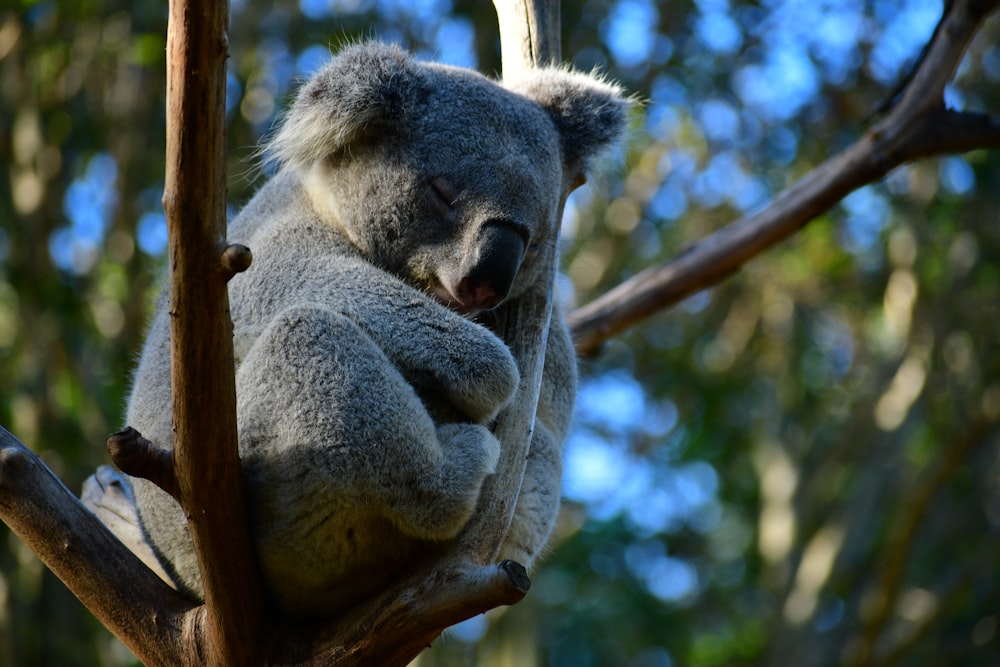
xmin=898 ymin=108 xmax=1000 ymax=161
xmin=570 ymin=0 xmax=1000 ymax=355
xmin=458 ymin=277 xmax=555 ymax=563
xmin=456 ymin=0 xmax=563 ymax=565
xmin=891 ymin=0 xmax=992 ymax=117
xmin=847 ymin=421 xmax=993 ymax=667
xmin=876 ymin=542 xmax=1000 ymax=666
xmin=107 ymin=427 xmax=180 ymax=503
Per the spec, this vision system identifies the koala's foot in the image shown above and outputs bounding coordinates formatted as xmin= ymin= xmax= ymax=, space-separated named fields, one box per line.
xmin=81 ymin=465 xmax=174 ymax=584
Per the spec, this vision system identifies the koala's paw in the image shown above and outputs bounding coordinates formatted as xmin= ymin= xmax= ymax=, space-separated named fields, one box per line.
xmin=438 ymin=422 xmax=502 ymax=476
xmin=445 ymin=345 xmax=520 ymax=425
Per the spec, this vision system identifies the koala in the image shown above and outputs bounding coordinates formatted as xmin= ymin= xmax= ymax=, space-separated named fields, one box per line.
xmin=123 ymin=42 xmax=629 ymax=615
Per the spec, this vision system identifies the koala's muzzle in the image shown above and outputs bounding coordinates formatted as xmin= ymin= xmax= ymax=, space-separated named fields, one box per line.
xmin=453 ymin=220 xmax=527 ymax=313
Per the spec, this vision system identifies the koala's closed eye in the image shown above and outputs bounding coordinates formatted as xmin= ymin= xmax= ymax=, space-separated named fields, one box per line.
xmin=428 ymin=177 xmax=458 ymax=216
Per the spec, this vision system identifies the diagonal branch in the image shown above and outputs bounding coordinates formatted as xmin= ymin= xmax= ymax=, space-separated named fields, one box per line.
xmin=0 ymin=427 xmax=194 ymax=666
xmin=569 ymin=0 xmax=1000 ymax=355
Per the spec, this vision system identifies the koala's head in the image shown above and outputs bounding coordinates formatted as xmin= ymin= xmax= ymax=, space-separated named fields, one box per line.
xmin=269 ymin=42 xmax=629 ymax=314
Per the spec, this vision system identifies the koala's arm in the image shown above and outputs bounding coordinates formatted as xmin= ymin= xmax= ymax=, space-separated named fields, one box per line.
xmin=234 ymin=243 xmax=521 ymax=426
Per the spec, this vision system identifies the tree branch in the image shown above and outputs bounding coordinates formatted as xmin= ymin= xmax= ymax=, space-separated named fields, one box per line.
xmin=494 ymin=0 xmax=560 ymax=80
xmin=569 ymin=0 xmax=1000 ymax=355
xmin=898 ymin=108 xmax=1000 ymax=162
xmin=447 ymin=0 xmax=565 ymax=566
xmin=268 ymin=560 xmax=530 ymax=666
xmin=0 ymin=426 xmax=194 ymax=666
xmin=161 ymin=0 xmax=266 ymax=663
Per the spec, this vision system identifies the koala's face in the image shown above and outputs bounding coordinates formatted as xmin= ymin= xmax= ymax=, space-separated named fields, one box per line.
xmin=272 ymin=43 xmax=629 ymax=315
xmin=309 ymin=77 xmax=565 ymax=314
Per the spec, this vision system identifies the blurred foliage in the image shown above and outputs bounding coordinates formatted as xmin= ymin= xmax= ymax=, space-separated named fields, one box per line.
xmin=2 ymin=0 xmax=1000 ymax=665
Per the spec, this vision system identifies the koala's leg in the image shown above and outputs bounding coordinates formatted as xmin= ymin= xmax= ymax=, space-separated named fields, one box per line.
xmin=496 ymin=314 xmax=576 ymax=570
xmin=236 ymin=305 xmax=503 ymax=552
xmin=497 ymin=423 xmax=563 ymax=569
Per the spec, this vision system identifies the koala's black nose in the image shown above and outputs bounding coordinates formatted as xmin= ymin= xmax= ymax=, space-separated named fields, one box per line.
xmin=458 ymin=220 xmax=527 ymax=311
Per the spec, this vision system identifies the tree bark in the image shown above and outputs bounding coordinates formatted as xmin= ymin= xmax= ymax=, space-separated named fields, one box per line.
xmin=454 ymin=0 xmax=564 ymax=566
xmin=0 ymin=427 xmax=194 ymax=666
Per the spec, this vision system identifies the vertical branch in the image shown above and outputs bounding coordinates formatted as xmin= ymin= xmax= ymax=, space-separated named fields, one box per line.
xmin=162 ymin=0 xmax=265 ymax=664
xmin=458 ymin=0 xmax=563 ymax=563
xmin=494 ymin=0 xmax=561 ymax=80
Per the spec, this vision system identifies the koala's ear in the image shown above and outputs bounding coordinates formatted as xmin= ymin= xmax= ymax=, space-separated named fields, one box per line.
xmin=267 ymin=42 xmax=422 ymax=170
xmin=510 ymin=70 xmax=632 ymax=179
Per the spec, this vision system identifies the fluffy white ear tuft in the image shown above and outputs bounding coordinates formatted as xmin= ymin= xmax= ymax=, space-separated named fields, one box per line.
xmin=266 ymin=42 xmax=423 ymax=171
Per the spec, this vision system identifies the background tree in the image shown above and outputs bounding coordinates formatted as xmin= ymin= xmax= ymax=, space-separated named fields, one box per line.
xmin=2 ymin=0 xmax=1000 ymax=665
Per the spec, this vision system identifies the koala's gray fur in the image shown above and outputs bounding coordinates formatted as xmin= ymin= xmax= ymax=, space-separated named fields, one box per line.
xmin=124 ymin=42 xmax=629 ymax=614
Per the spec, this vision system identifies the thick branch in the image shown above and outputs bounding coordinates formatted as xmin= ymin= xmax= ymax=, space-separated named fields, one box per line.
xmin=570 ymin=0 xmax=1000 ymax=355
xmin=162 ymin=0 xmax=265 ymax=663
xmin=270 ymin=561 xmax=529 ymax=666
xmin=0 ymin=427 xmax=193 ymax=666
